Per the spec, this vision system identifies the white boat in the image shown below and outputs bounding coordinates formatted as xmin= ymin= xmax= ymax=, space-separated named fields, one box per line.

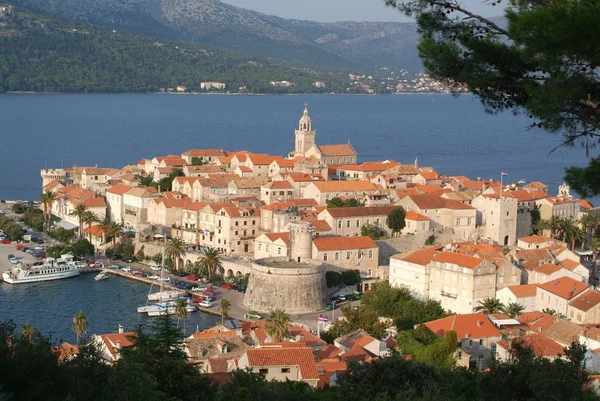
xmin=148 ymin=289 xmax=186 ymax=301
xmin=140 ymin=301 xmax=196 ymax=316
xmin=94 ymin=271 xmax=110 ymax=281
xmin=2 ymin=255 xmax=81 ymax=284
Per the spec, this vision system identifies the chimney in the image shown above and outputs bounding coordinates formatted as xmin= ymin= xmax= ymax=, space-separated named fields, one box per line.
xmin=477 ymin=320 xmax=483 ymax=327
xmin=118 ymin=324 xmax=124 ymax=334
xmin=116 ymin=340 xmax=121 ymax=350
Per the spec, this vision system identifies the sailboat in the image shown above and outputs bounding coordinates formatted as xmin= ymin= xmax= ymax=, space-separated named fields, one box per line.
xmin=137 ymin=238 xmax=193 ymax=316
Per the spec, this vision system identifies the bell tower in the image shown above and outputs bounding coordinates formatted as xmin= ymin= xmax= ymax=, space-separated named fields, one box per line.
xmin=294 ymin=103 xmax=316 ymax=157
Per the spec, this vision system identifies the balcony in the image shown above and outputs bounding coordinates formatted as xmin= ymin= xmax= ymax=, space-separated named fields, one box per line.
xmin=440 ymin=291 xmax=458 ymax=299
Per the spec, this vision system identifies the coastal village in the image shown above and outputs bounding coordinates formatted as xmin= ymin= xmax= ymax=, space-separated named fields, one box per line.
xmin=22 ymin=105 xmax=600 ymax=389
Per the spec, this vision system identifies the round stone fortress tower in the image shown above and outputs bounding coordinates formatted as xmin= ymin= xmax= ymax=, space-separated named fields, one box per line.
xmin=243 ymin=222 xmax=327 ymax=314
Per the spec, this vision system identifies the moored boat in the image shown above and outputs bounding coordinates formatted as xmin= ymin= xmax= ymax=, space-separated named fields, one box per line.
xmin=2 ymin=254 xmax=81 ymax=284
xmin=94 ymin=271 xmax=109 ymax=281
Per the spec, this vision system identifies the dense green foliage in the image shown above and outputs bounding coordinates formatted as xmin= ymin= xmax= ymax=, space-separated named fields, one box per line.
xmin=106 ymin=238 xmax=136 ymax=260
xmin=0 ymin=10 xmax=353 ymax=94
xmin=385 ymin=0 xmax=600 ymax=196
xmin=387 ymin=207 xmax=407 ymax=235
xmin=0 ymin=215 xmax=23 ymax=240
xmin=48 ymin=227 xmax=76 ymax=242
xmin=326 ymin=197 xmax=363 ymax=208
xmin=0 ymin=313 xmax=596 ymax=401
xmin=325 ymin=270 xmax=361 ymax=288
xmin=397 ymin=325 xmax=457 ymax=368
xmin=11 ymin=203 xmax=28 ymax=214
xmin=23 ymin=208 xmax=44 ymax=232
xmin=47 ymin=239 xmax=93 ymax=258
xmin=424 ymin=234 xmax=436 ymax=246
xmin=361 ymin=223 xmax=386 ymax=239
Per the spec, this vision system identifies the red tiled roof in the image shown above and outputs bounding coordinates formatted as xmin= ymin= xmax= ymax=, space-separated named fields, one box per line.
xmin=506 ymin=284 xmax=539 ymax=298
xmin=245 ymin=347 xmax=319 ymax=380
xmin=314 ymin=344 xmax=343 ymax=360
xmin=534 ymin=263 xmax=563 ymax=275
xmin=340 ymin=344 xmax=376 ymax=363
xmin=404 ymin=194 xmax=474 ymax=210
xmin=83 ymin=224 xmax=104 ymax=238
xmin=538 ymin=276 xmax=589 ymax=300
xmin=267 ymin=181 xmax=293 ymax=189
xmin=335 ymin=160 xmax=399 ymax=172
xmin=237 ymin=166 xmax=253 ymax=172
xmin=424 ymin=313 xmax=501 ymax=339
xmin=312 ymin=236 xmax=377 ymax=251
xmin=289 ymin=325 xmax=327 ymax=348
xmin=310 ymin=220 xmax=332 ymax=232
xmin=190 ymin=330 xmax=238 ymax=340
xmin=263 ymin=232 xmax=290 ymax=245
xmin=418 ymin=172 xmax=439 ymax=180
xmin=580 ymin=199 xmax=594 ymax=210
xmin=182 ymin=149 xmax=225 ymax=157
xmin=55 ymin=342 xmax=79 ymax=361
xmin=559 ymin=259 xmax=581 ymax=272
xmin=317 ymin=144 xmax=356 ymax=157
xmin=569 ymin=291 xmax=600 ymax=312
xmin=405 ymin=211 xmax=428 ymax=221
xmin=519 ymin=235 xmax=549 ymax=244
xmin=99 ymin=332 xmax=136 ymax=361
xmin=431 ymin=251 xmax=485 ymax=269
xmin=517 ymin=311 xmax=555 ymax=332
xmin=497 ymin=333 xmax=563 ymax=357
xmin=392 ymin=247 xmax=441 ymax=266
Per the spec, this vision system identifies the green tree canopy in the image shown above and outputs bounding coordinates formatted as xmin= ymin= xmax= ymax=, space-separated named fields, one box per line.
xmin=387 ymin=207 xmax=406 ymax=236
xmin=385 ymin=0 xmax=600 ymax=197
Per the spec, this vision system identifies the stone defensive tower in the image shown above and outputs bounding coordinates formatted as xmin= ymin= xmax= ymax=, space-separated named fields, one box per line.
xmin=243 ymin=221 xmax=327 ymax=314
xmin=288 ymin=221 xmax=314 ymax=262
xmin=40 ymin=168 xmax=68 ymax=188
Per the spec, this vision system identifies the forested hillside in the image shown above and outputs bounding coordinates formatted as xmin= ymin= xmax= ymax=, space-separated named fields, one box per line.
xmin=0 ymin=9 xmax=353 ymax=93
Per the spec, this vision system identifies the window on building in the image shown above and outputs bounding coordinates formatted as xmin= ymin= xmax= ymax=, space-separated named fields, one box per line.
xmin=338 ymin=221 xmax=342 ymax=229
xmin=479 ymin=339 xmax=484 ymax=346
xmin=467 ymin=218 xmax=472 ymax=225
xmin=347 ymin=220 xmax=350 ymax=228
xmin=235 ymin=222 xmax=239 ymax=226
xmin=346 ymin=252 xmax=351 ymax=260
xmin=356 ymin=220 xmax=360 ymax=227
xmin=259 ymin=369 xmax=268 ymax=374
xmin=244 ymin=221 xmax=247 ymax=225
xmin=235 ymin=231 xmax=238 ymax=236
xmin=278 ymin=247 xmax=281 ymax=255
xmin=324 ymin=253 xmax=328 ymax=261
xmin=252 ymin=220 xmax=256 ymax=225
xmin=577 ymin=314 xmax=582 ymax=322
xmin=491 ymin=344 xmax=497 ymax=355
xmin=335 ymin=253 xmax=339 ymax=261
xmin=258 ymin=243 xmax=262 ymax=250
xmin=469 ymin=340 xmax=473 ymax=347
xmin=369 ymin=250 xmax=373 ymax=258
xmin=266 ymin=245 xmax=269 ymax=252
xmin=281 ymin=368 xmax=290 ymax=373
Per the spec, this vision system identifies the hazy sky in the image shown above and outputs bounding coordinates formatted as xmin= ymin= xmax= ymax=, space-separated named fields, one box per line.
xmin=221 ymin=0 xmax=501 ymax=22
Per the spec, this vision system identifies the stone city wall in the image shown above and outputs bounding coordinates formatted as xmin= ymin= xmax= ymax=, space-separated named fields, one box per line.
xmin=376 ymin=227 xmax=455 ymax=265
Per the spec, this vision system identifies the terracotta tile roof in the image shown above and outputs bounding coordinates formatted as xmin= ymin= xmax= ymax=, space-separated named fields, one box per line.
xmin=182 ymin=149 xmax=225 ymax=157
xmin=524 ymin=181 xmax=548 ymax=190
xmin=559 ymin=259 xmax=582 ymax=272
xmin=263 ymin=232 xmax=290 ymax=245
xmin=317 ymin=143 xmax=356 ymax=157
xmin=82 ymin=167 xmax=117 ymax=176
xmin=161 ymin=158 xmax=186 ymax=167
xmin=569 ymin=291 xmax=600 ymax=312
xmin=83 ymin=224 xmax=104 ymax=238
xmin=538 ymin=276 xmax=589 ymax=300
xmin=244 ymin=347 xmax=319 ymax=380
xmin=534 ymin=263 xmax=563 ymax=275
xmin=312 ymin=236 xmax=377 ymax=251
xmin=265 ymin=181 xmax=293 ymax=189
xmin=514 ymin=248 xmax=555 ymax=270
xmin=392 ymin=247 xmax=441 ymax=266
xmin=247 ymin=154 xmax=283 ymax=166
xmin=272 ymin=159 xmax=295 ymax=168
xmin=519 ymin=235 xmax=549 ymax=244
xmin=543 ymin=319 xmax=584 ymax=345
xmin=289 ymin=325 xmax=327 ymax=348
xmin=506 ymin=284 xmax=539 ymax=298
xmin=340 ymin=344 xmax=376 ymax=362
xmin=125 ymin=187 xmax=156 ymax=198
xmin=404 ymin=194 xmax=474 ymax=210
xmin=283 ymin=173 xmax=325 ymax=182
xmin=517 ymin=311 xmax=556 ymax=332
xmin=207 ymin=372 xmax=232 ymax=388
xmin=81 ymin=195 xmax=106 ymax=208
xmin=99 ymin=332 xmax=136 ymax=361
xmin=231 ymin=178 xmax=268 ymax=189
xmin=311 ymin=180 xmax=378 ymax=193
xmin=314 ymin=344 xmax=343 ymax=360
xmin=55 ymin=342 xmax=79 ymax=361
xmin=237 ymin=166 xmax=253 ymax=173
xmin=190 ymin=330 xmax=238 ymax=340
xmin=497 ymin=333 xmax=564 ymax=357
xmin=184 ymin=201 xmax=208 ymax=212
xmin=321 ymin=205 xmax=397 ymax=218
xmin=335 ymin=160 xmax=399 ymax=172
xmin=43 ymin=179 xmax=63 ymax=192
xmin=405 ymin=211 xmax=428 ymax=221
xmin=451 ymin=242 xmax=507 ymax=266
xmin=310 ymin=220 xmax=332 ymax=232
xmin=580 ymin=199 xmax=594 ymax=210
xmin=418 ymin=172 xmax=439 ymax=180
xmin=174 ymin=177 xmax=199 ymax=185
xmin=424 ymin=313 xmax=501 ymax=339
xmin=431 ymin=251 xmax=485 ymax=269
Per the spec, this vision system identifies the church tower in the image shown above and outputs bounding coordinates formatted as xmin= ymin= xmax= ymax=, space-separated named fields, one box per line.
xmin=294 ymin=104 xmax=316 ymax=157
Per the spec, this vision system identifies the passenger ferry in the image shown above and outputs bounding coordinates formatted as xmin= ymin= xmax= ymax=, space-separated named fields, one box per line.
xmin=2 ymin=254 xmax=82 ymax=284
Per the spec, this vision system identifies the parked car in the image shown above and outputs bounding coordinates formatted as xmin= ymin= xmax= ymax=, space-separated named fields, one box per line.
xmin=345 ymin=293 xmax=362 ymax=301
xmin=197 ymin=300 xmax=212 ymax=308
xmin=185 ymin=274 xmax=199 ymax=281
xmin=191 ymin=285 xmax=208 ymax=292
xmin=7 ymin=254 xmax=15 ymax=260
xmin=148 ymin=275 xmax=160 ymax=280
xmin=192 ymin=297 xmax=205 ymax=304
xmin=202 ymin=295 xmax=216 ymax=302
xmin=212 ymin=281 xmax=223 ymax=287
xmin=202 ymin=289 xmax=216 ymax=296
xmin=244 ymin=311 xmax=262 ymax=320
xmin=0 ymin=238 xmax=12 ymax=244
xmin=122 ymin=266 xmax=133 ymax=273
xmin=235 ymin=285 xmax=247 ymax=293
xmin=221 ymin=283 xmax=235 ymax=290
xmin=107 ymin=264 xmax=121 ymax=269
xmin=325 ymin=303 xmax=335 ymax=311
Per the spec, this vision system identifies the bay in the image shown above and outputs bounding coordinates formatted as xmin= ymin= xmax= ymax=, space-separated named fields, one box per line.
xmin=0 ymin=273 xmax=220 ymax=343
xmin=0 ymin=93 xmax=594 ymax=202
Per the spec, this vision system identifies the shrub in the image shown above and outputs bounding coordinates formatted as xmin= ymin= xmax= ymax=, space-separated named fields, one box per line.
xmin=425 ymin=235 xmax=436 ymax=246
xmin=326 ymin=271 xmax=343 ymax=287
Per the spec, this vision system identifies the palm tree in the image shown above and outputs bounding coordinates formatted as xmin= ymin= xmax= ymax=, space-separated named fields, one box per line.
xmin=106 ymin=221 xmax=122 ymax=245
xmin=99 ymin=218 xmax=112 ymax=245
xmin=200 ymin=247 xmax=223 ymax=280
xmin=175 ymin=299 xmax=188 ymax=330
xmin=40 ymin=191 xmax=57 ymax=232
xmin=473 ymin=297 xmax=504 ymax=314
xmin=166 ymin=238 xmax=186 ymax=271
xmin=588 ymin=237 xmax=600 ymax=281
xmin=72 ymin=311 xmax=89 ymax=344
xmin=536 ymin=218 xmax=550 ymax=237
xmin=219 ymin=299 xmax=231 ymax=325
xmin=558 ymin=218 xmax=582 ymax=250
xmin=81 ymin=211 xmax=98 ymax=242
xmin=21 ymin=323 xmax=35 ymax=343
xmin=501 ymin=302 xmax=525 ymax=318
xmin=542 ymin=308 xmax=557 ymax=316
xmin=548 ymin=216 xmax=562 ymax=239
xmin=265 ymin=309 xmax=291 ymax=342
xmin=69 ymin=204 xmax=88 ymax=238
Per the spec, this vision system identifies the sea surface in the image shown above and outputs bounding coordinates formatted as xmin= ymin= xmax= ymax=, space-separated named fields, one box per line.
xmin=0 ymin=273 xmax=220 ymax=343
xmin=0 ymin=93 xmax=595 ymax=202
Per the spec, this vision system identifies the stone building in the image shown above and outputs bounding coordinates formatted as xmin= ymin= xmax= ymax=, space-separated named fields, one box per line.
xmin=317 ymin=206 xmax=398 ymax=237
xmin=471 ymin=194 xmax=518 ymax=246
xmin=535 ymin=276 xmax=590 ymax=316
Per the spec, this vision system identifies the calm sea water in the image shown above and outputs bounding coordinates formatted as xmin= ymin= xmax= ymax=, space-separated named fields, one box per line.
xmin=0 ymin=93 xmax=594 ymax=202
xmin=0 ymin=273 xmax=220 ymax=343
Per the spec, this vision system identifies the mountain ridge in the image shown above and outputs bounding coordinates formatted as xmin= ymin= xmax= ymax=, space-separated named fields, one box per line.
xmin=9 ymin=0 xmax=423 ymax=70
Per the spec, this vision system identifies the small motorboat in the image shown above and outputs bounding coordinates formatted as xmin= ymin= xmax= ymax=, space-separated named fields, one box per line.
xmin=94 ymin=271 xmax=109 ymax=281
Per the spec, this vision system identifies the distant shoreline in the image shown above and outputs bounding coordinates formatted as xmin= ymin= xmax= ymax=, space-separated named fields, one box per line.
xmin=4 ymin=91 xmax=459 ymax=96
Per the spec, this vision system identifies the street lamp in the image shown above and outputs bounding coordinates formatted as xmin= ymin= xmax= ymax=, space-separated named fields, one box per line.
xmin=331 ymin=300 xmax=336 ymax=322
